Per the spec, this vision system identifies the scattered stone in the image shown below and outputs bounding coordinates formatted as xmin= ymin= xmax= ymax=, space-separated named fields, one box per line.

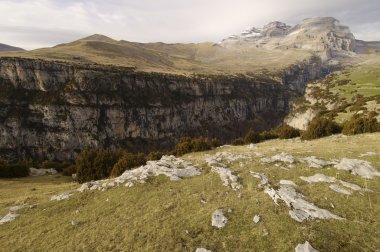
xmin=75 ymin=210 xmax=80 ymax=214
xmin=253 ymin=215 xmax=261 ymax=223
xmin=0 ymin=213 xmax=18 ymax=225
xmin=262 ymin=228 xmax=269 ymax=236
xmin=210 ymin=167 xmax=242 ymax=190
xmin=295 ymin=241 xmax=319 ymax=252
xmin=280 ymin=180 xmax=297 ymax=187
xmin=71 ymin=220 xmax=79 ymax=226
xmin=51 ymin=192 xmax=73 ymax=201
xmin=334 ymin=158 xmax=380 ymax=179
xmin=200 ymin=199 xmax=207 ymax=204
xmin=359 ymin=152 xmax=376 ymax=157
xmin=29 ymin=167 xmax=57 ymax=176
xmin=330 ymin=203 xmax=335 ymax=209
xmin=339 ymin=180 xmax=361 ymax=191
xmin=300 ymin=174 xmax=336 ymax=183
xmin=227 ymin=208 xmax=232 ymax=213
xmin=206 ymin=152 xmax=248 ymax=190
xmin=29 ymin=204 xmax=38 ymax=209
xmin=252 ymin=173 xmax=343 ymax=222
xmin=301 ymin=156 xmax=333 ymax=168
xmin=250 ymin=172 xmax=269 ymax=187
xmin=9 ymin=205 xmax=25 ymax=212
xmin=261 ymin=152 xmax=295 ymax=164
xmin=211 ymin=209 xmax=228 ymax=228
xmin=247 ymin=143 xmax=257 ymax=149
xmin=329 ymin=185 xmax=352 ymax=195
xmin=195 ymin=248 xmax=212 ymax=252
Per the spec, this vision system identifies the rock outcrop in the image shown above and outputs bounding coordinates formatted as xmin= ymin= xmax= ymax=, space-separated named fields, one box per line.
xmin=0 ymin=56 xmax=327 ymax=161
xmin=221 ymin=17 xmax=356 ymax=59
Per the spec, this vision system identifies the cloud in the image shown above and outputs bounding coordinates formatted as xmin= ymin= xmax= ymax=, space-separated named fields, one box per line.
xmin=0 ymin=0 xmax=379 ymax=49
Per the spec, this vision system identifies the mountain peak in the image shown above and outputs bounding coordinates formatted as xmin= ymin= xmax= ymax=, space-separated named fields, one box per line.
xmin=79 ymin=34 xmax=116 ymax=43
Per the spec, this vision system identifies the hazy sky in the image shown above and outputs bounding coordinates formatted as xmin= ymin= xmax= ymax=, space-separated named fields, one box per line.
xmin=1 ymin=0 xmax=380 ymax=50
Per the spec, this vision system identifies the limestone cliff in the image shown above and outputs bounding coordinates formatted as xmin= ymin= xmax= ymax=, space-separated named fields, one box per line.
xmin=0 ymin=56 xmax=327 ymax=161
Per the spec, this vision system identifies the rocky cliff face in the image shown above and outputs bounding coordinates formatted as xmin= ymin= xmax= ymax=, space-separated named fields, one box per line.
xmin=0 ymin=56 xmax=327 ymax=161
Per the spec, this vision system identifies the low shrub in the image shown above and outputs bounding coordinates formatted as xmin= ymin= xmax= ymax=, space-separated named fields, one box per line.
xmin=175 ymin=137 xmax=215 ymax=156
xmin=232 ymin=137 xmax=245 ymax=146
xmin=301 ymin=116 xmax=341 ymax=140
xmin=277 ymin=124 xmax=300 ymax=139
xmin=76 ymin=149 xmax=123 ymax=183
xmin=62 ymin=165 xmax=77 ymax=176
xmin=259 ymin=130 xmax=279 ymax=141
xmin=244 ymin=130 xmax=261 ymax=144
xmin=146 ymin=151 xmax=164 ymax=161
xmin=342 ymin=114 xmax=380 ymax=135
xmin=111 ymin=152 xmax=146 ymax=177
xmin=0 ymin=160 xmax=30 ymax=178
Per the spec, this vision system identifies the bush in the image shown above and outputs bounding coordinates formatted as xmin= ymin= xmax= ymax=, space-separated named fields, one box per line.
xmin=301 ymin=116 xmax=341 ymax=140
xmin=146 ymin=151 xmax=164 ymax=161
xmin=62 ymin=165 xmax=77 ymax=176
xmin=41 ymin=160 xmax=71 ymax=172
xmin=175 ymin=137 xmax=215 ymax=156
xmin=232 ymin=137 xmax=245 ymax=146
xmin=76 ymin=149 xmax=123 ymax=183
xmin=111 ymin=152 xmax=146 ymax=177
xmin=244 ymin=130 xmax=261 ymax=144
xmin=342 ymin=114 xmax=380 ymax=135
xmin=259 ymin=130 xmax=279 ymax=141
xmin=277 ymin=124 xmax=300 ymax=139
xmin=0 ymin=160 xmax=30 ymax=178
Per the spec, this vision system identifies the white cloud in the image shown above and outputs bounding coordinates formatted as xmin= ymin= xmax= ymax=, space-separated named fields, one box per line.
xmin=0 ymin=0 xmax=379 ymax=49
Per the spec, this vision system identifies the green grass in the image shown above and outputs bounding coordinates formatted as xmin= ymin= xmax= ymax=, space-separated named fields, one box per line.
xmin=0 ymin=133 xmax=380 ymax=251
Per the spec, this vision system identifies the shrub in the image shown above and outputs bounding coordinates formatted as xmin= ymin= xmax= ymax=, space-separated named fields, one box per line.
xmin=342 ymin=114 xmax=380 ymax=135
xmin=259 ymin=130 xmax=279 ymax=141
xmin=62 ymin=165 xmax=77 ymax=176
xmin=111 ymin=152 xmax=146 ymax=177
xmin=244 ymin=130 xmax=261 ymax=144
xmin=277 ymin=124 xmax=300 ymax=139
xmin=0 ymin=160 xmax=30 ymax=178
xmin=232 ymin=137 xmax=245 ymax=146
xmin=146 ymin=151 xmax=164 ymax=161
xmin=41 ymin=160 xmax=71 ymax=172
xmin=175 ymin=137 xmax=215 ymax=156
xmin=76 ymin=149 xmax=123 ymax=183
xmin=301 ymin=116 xmax=341 ymax=140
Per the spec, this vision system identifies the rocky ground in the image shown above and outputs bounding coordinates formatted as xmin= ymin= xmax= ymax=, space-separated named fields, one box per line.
xmin=0 ymin=133 xmax=380 ymax=251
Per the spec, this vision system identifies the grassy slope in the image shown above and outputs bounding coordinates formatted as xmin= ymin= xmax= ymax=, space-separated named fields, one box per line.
xmin=0 ymin=35 xmax=310 ymax=75
xmin=0 ymin=133 xmax=380 ymax=251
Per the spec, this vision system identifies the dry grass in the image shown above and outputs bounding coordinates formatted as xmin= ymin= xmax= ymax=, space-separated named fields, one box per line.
xmin=0 ymin=133 xmax=380 ymax=251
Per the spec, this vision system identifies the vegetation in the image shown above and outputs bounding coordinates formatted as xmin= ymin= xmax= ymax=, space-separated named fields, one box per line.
xmin=110 ymin=152 xmax=146 ymax=177
xmin=75 ymin=149 xmax=123 ymax=183
xmin=301 ymin=116 xmax=341 ymax=140
xmin=0 ymin=160 xmax=30 ymax=178
xmin=276 ymin=124 xmax=301 ymax=139
xmin=244 ymin=130 xmax=261 ymax=144
xmin=175 ymin=137 xmax=218 ymax=156
xmin=342 ymin=114 xmax=380 ymax=135
xmin=1 ymin=133 xmax=380 ymax=251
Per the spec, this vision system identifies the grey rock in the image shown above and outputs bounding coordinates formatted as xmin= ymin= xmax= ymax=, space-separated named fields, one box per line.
xmin=211 ymin=209 xmax=228 ymax=228
xmin=295 ymin=241 xmax=319 ymax=252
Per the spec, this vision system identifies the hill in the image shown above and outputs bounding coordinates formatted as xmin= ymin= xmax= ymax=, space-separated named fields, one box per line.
xmin=2 ymin=17 xmax=379 ymax=74
xmin=0 ymin=132 xmax=379 ymax=251
xmin=0 ymin=43 xmax=25 ymax=52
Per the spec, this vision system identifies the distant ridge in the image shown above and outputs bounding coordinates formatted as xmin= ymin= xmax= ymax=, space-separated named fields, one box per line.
xmin=0 ymin=43 xmax=25 ymax=51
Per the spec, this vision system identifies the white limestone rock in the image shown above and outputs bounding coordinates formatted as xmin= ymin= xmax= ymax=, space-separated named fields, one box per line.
xmin=29 ymin=167 xmax=58 ymax=176
xmin=50 ymin=191 xmax=73 ymax=201
xmin=253 ymin=215 xmax=261 ymax=223
xmin=339 ymin=180 xmax=361 ymax=191
xmin=334 ymin=158 xmax=380 ymax=179
xmin=0 ymin=213 xmax=18 ymax=225
xmin=329 ymin=185 xmax=352 ymax=195
xmin=359 ymin=152 xmax=376 ymax=157
xmin=211 ymin=209 xmax=228 ymax=228
xmin=301 ymin=156 xmax=333 ymax=168
xmin=280 ymin=180 xmax=297 ymax=187
xmin=261 ymin=152 xmax=295 ymax=164
xmin=195 ymin=248 xmax=212 ymax=252
xmin=295 ymin=241 xmax=319 ymax=252
xmin=300 ymin=174 xmax=336 ymax=183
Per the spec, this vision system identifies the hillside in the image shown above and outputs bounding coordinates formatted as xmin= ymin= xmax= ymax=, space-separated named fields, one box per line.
xmin=0 ymin=43 xmax=24 ymax=52
xmin=1 ymin=17 xmax=378 ymax=74
xmin=0 ymin=133 xmax=379 ymax=251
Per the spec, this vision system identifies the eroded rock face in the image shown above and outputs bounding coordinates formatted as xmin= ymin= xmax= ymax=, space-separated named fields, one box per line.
xmin=0 ymin=56 xmax=327 ymax=161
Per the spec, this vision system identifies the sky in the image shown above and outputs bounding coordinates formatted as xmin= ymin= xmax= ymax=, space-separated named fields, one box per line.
xmin=1 ymin=0 xmax=380 ymax=50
